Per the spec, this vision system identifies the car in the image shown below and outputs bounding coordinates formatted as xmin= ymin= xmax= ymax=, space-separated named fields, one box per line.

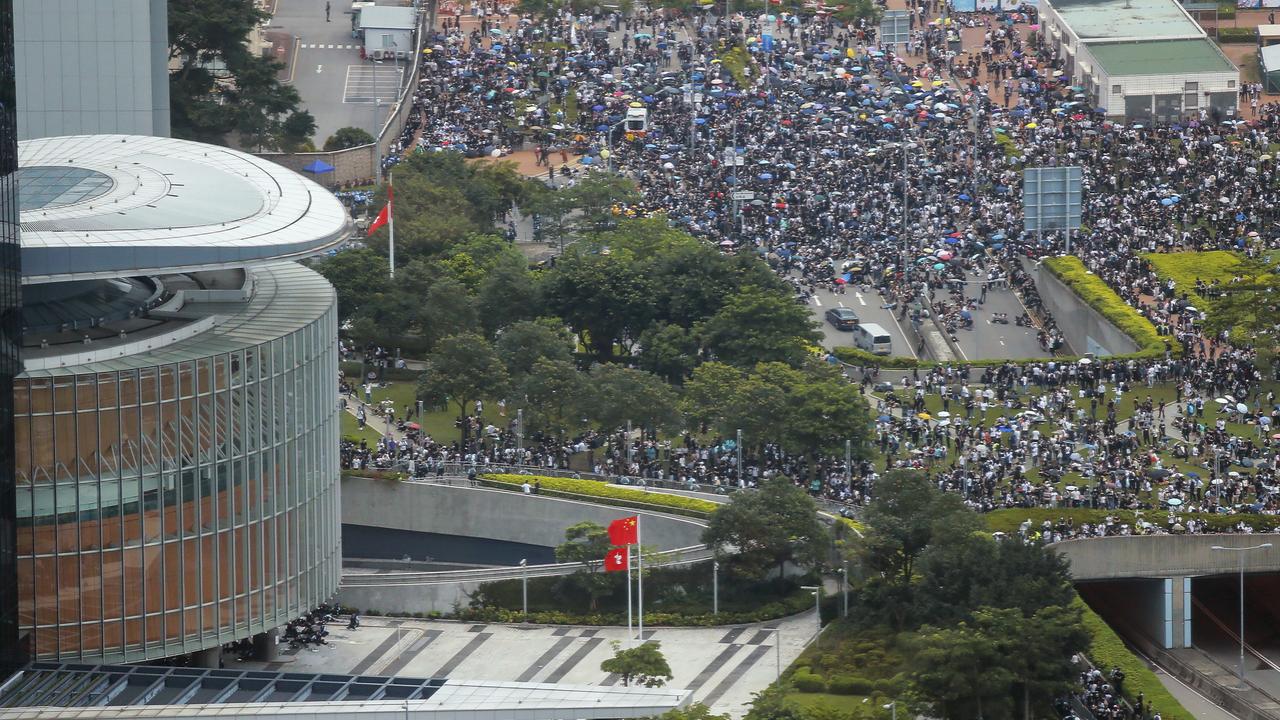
xmin=825 ymin=307 xmax=860 ymax=330
xmin=873 ymin=381 xmax=895 ymax=393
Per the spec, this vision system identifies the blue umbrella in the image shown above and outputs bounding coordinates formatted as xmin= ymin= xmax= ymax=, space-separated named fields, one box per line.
xmin=759 ymin=172 xmax=773 ymax=180
xmin=877 ymin=415 xmax=892 ymax=422
xmin=958 ymin=193 xmax=971 ymax=201
xmin=302 ymin=159 xmax=335 ymax=174
xmin=580 ymin=156 xmax=594 ymax=165
xmin=944 ymin=237 xmax=959 ymax=244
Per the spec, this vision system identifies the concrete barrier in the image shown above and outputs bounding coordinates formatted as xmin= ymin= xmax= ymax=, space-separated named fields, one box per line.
xmin=1023 ymin=257 xmax=1140 ymax=357
xmin=337 ymin=477 xmax=709 ymax=614
xmin=1053 ymin=534 xmax=1280 ymax=581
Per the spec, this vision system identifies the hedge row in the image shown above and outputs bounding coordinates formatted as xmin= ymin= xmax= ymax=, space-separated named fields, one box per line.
xmin=792 ymin=669 xmax=886 ymax=696
xmin=1076 ymin=596 xmax=1196 ymax=720
xmin=481 ymin=473 xmax=721 ymax=517
xmin=1041 ymin=256 xmax=1167 ymax=359
xmin=1217 ymin=27 xmax=1255 ymax=43
xmin=452 ymin=593 xmax=813 ymax=627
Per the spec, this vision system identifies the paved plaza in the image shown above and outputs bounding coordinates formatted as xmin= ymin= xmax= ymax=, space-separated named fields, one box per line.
xmin=248 ymin=612 xmax=819 ymax=717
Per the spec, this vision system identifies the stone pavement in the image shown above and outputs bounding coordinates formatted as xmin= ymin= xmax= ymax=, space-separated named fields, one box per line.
xmin=245 ymin=612 xmax=821 ymax=718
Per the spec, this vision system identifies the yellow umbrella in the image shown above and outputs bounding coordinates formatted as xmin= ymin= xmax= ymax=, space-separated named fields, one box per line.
xmin=918 ymin=412 xmax=933 ymax=420
xmin=1026 ymin=122 xmax=1038 ymax=129
xmin=911 ymin=80 xmax=924 ymax=87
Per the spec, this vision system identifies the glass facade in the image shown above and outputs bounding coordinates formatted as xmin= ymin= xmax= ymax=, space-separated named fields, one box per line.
xmin=11 ymin=298 xmax=341 ymax=663
xmin=0 ymin=0 xmax=25 ymax=671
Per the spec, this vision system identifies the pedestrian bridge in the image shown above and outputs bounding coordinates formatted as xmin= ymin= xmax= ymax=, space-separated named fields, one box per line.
xmin=1053 ymin=534 xmax=1280 ymax=582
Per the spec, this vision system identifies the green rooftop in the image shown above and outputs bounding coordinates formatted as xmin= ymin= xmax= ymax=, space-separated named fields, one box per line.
xmin=1050 ymin=0 xmax=1202 ymax=39
xmin=1087 ymin=38 xmax=1237 ymax=76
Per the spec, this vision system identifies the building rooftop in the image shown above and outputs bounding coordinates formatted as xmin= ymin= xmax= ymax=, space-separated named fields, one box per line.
xmin=1264 ymin=43 xmax=1280 ymax=72
xmin=358 ymin=5 xmax=418 ymax=29
xmin=17 ymin=135 xmax=352 ymax=285
xmin=0 ymin=663 xmax=686 ymax=719
xmin=1049 ymin=0 xmax=1202 ymax=40
xmin=1086 ymin=38 xmax=1237 ymax=76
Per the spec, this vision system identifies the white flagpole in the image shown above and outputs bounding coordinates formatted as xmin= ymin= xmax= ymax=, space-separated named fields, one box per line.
xmin=388 ymin=170 xmax=396 ymax=280
xmin=637 ymin=517 xmax=644 ymax=641
xmin=626 ymin=545 xmax=633 ymax=643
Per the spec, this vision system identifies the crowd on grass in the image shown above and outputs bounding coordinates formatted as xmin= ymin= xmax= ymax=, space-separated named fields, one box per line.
xmin=331 ymin=0 xmax=1280 ymax=537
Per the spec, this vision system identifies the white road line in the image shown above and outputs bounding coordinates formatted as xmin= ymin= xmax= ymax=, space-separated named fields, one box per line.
xmin=317 ymin=64 xmax=323 ymax=73
xmin=854 ymin=291 xmax=866 ymax=306
xmin=327 ymin=44 xmax=335 ymax=49
xmin=811 ymin=296 xmax=822 ymax=307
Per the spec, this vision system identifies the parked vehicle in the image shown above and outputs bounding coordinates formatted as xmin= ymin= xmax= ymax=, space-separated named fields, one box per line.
xmin=852 ymin=322 xmax=893 ymax=355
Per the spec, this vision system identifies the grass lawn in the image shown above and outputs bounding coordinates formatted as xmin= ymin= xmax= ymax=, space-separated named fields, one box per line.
xmin=362 ymin=381 xmax=511 ymax=444
xmin=1142 ymin=250 xmax=1243 ymax=309
xmin=341 ymin=411 xmax=385 ymax=445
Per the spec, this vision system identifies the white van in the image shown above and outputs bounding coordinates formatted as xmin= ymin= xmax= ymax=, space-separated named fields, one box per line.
xmin=853 ymin=323 xmax=893 ymax=355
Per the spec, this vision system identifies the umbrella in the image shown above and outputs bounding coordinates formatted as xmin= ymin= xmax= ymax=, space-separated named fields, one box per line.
xmin=302 ymin=159 xmax=335 ymax=174
xmin=877 ymin=415 xmax=893 ymax=422
xmin=932 ymin=262 xmax=945 ymax=270
xmin=405 ymin=422 xmax=421 ymax=430
xmin=1238 ymin=403 xmax=1249 ymax=414
xmin=1166 ymin=497 xmax=1183 ymax=507
xmin=917 ymin=412 xmax=932 ymax=420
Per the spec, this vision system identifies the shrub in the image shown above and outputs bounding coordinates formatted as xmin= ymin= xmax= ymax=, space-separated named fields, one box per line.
xmin=792 ymin=668 xmax=828 ymax=693
xmin=827 ymin=675 xmax=874 ymax=695
xmin=831 ymin=346 xmax=921 ymax=368
xmin=1217 ymin=27 xmax=1255 ymax=43
xmin=1076 ymin=596 xmax=1195 ymax=720
xmin=719 ymin=45 xmax=756 ymax=89
xmin=1041 ymin=256 xmax=1168 ymax=359
xmin=480 ymin=474 xmax=720 ymax=517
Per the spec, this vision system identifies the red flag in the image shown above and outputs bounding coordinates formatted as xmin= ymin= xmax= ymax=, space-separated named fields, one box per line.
xmin=603 ymin=546 xmax=629 ymax=572
xmin=366 ymin=183 xmax=393 ymax=236
xmin=608 ymin=516 xmax=639 ymax=546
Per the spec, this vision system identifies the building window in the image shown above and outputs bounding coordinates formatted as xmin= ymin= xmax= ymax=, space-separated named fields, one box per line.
xmin=1184 ymin=93 xmax=1198 ymax=108
xmin=1229 ymin=80 xmax=1237 ymax=88
xmin=1111 ymin=84 xmax=1122 ymax=94
xmin=1184 ymin=81 xmax=1198 ymax=91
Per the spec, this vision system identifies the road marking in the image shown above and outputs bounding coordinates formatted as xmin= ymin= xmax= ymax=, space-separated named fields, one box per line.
xmin=317 ymin=64 xmax=323 ymax=73
xmin=327 ymin=44 xmax=335 ymax=49
xmin=999 ymin=337 xmax=1006 ymax=346
xmin=855 ymin=291 xmax=866 ymax=306
xmin=837 ymin=302 xmax=845 ymax=308
xmin=812 ymin=296 xmax=821 ymax=306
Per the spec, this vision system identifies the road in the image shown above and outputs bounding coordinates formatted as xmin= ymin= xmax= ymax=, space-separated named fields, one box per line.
xmin=272 ymin=0 xmax=408 ymax=148
xmin=809 ymin=285 xmax=920 ymax=360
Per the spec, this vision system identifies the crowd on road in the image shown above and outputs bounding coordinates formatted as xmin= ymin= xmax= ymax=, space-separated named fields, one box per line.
xmin=329 ymin=0 xmax=1280 ymax=536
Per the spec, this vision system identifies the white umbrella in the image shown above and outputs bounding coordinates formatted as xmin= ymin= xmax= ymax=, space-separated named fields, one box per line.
xmin=1166 ymin=497 xmax=1183 ymax=507
xmin=937 ymin=411 xmax=951 ymax=418
xmin=1237 ymin=402 xmax=1249 ymax=414
xmin=1078 ymin=357 xmax=1092 ymax=365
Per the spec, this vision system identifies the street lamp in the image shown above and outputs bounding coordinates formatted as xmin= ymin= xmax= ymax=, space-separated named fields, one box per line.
xmin=1210 ymin=542 xmax=1272 ymax=689
xmin=839 ymin=561 xmax=848 ymax=617
xmin=801 ymin=585 xmax=821 ymax=647
xmin=519 ymin=558 xmax=529 ymax=622
xmin=883 ymin=701 xmax=896 ymax=720
xmin=712 ymin=560 xmax=719 ymax=615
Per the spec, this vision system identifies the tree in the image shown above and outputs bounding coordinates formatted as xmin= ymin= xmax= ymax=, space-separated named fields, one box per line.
xmin=915 ymin=534 xmax=1076 ymax=626
xmin=638 ymin=322 xmax=701 ymax=384
xmin=169 ymin=0 xmax=308 ymax=149
xmin=279 ymin=110 xmax=317 ymax=152
xmin=312 ymin=248 xmax=391 ymax=322
xmin=562 ymin=173 xmax=641 ymax=233
xmin=583 ymin=364 xmax=681 ymax=435
xmin=496 ymin=319 xmax=574 ymax=379
xmin=1204 ymin=257 xmax=1280 ymax=365
xmin=600 ymin=641 xmax=673 ymax=687
xmin=517 ymin=358 xmax=587 ymax=438
xmin=555 ymin=521 xmax=612 ymax=566
xmin=679 ymin=362 xmax=744 ymax=432
xmin=477 ymin=260 xmax=540 ymax=334
xmin=325 ymin=126 xmax=377 ymax=151
xmin=699 ymin=285 xmax=820 ymax=368
xmin=857 ymin=470 xmax=981 ymax=629
xmin=421 ymin=278 xmax=481 ymax=351
xmin=702 ymin=477 xmax=829 ymax=578
xmin=541 ymin=250 xmax=656 ymax=359
xmin=652 ymin=704 xmax=731 ymax=720
xmin=417 ymin=334 xmax=509 ymax=438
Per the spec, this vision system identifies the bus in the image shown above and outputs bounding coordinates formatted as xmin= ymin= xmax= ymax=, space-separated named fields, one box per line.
xmin=852 ymin=323 xmax=893 ymax=355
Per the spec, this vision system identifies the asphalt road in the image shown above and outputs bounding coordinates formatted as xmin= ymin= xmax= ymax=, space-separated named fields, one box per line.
xmin=809 ymin=285 xmax=920 ymax=360
xmin=273 ymin=0 xmax=407 ymax=147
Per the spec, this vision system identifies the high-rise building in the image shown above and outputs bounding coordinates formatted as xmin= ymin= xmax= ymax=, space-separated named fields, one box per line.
xmin=13 ymin=0 xmax=170 ymax=140
xmin=0 ymin=0 xmax=26 ymax=673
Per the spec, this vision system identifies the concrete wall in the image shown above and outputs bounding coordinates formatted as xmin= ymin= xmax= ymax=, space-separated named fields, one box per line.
xmin=16 ymin=0 xmax=170 ymax=139
xmin=337 ymin=477 xmax=709 ymax=614
xmin=1024 ymin=257 xmax=1141 ymax=357
xmin=341 ymin=477 xmax=706 ymax=549
xmin=1053 ymin=534 xmax=1280 ymax=581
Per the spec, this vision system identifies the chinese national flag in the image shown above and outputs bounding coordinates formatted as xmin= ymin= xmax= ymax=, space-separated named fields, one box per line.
xmin=366 ymin=183 xmax=393 ymax=236
xmin=603 ymin=546 xmax=629 ymax=572
xmin=608 ymin=516 xmax=639 ymax=546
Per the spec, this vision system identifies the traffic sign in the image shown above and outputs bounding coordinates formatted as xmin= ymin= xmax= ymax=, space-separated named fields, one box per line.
xmin=732 ymin=190 xmax=756 ymax=201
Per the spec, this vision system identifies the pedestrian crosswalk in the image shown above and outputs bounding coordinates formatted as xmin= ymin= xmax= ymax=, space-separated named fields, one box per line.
xmin=301 ymin=43 xmax=359 ymax=50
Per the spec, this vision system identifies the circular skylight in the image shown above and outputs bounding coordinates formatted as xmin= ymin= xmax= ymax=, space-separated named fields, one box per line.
xmin=17 ymin=166 xmax=114 ymax=211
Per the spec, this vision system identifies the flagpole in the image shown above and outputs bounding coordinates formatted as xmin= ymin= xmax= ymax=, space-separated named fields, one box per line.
xmin=626 ymin=545 xmax=633 ymax=644
xmin=637 ymin=517 xmax=644 ymax=641
xmin=388 ymin=171 xmax=396 ymax=280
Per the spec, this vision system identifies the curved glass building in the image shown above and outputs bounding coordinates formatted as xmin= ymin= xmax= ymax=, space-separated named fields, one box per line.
xmin=9 ymin=135 xmax=351 ymax=663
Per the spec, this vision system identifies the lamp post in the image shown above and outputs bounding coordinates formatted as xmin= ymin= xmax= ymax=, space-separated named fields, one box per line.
xmin=1210 ymin=542 xmax=1272 ymax=689
xmin=839 ymin=561 xmax=848 ymax=617
xmin=900 ymin=138 xmax=917 ymax=279
xmin=712 ymin=560 xmax=719 ymax=615
xmin=883 ymin=701 xmax=896 ymax=720
xmin=774 ymin=627 xmax=781 ymax=680
xmin=519 ymin=558 xmax=529 ymax=622
xmin=801 ymin=585 xmax=821 ymax=647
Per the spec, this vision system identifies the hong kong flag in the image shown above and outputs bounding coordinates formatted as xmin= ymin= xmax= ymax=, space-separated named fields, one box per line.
xmin=608 ymin=516 xmax=639 ymax=546
xmin=603 ymin=546 xmax=629 ymax=572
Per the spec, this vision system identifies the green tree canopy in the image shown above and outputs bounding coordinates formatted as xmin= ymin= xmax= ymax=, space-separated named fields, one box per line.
xmin=516 ymin=358 xmax=587 ymax=438
xmin=1204 ymin=257 xmax=1280 ymax=364
xmin=540 ymin=249 xmax=656 ymax=359
xmin=496 ymin=319 xmax=574 ymax=379
xmin=582 ymin=364 xmax=681 ymax=435
xmin=324 ymin=126 xmax=377 ymax=151
xmin=416 ymin=333 xmax=509 ymax=436
xmin=702 ymin=477 xmax=829 ymax=578
xmin=699 ymin=285 xmax=820 ymax=368
xmin=600 ymin=641 xmax=674 ymax=688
